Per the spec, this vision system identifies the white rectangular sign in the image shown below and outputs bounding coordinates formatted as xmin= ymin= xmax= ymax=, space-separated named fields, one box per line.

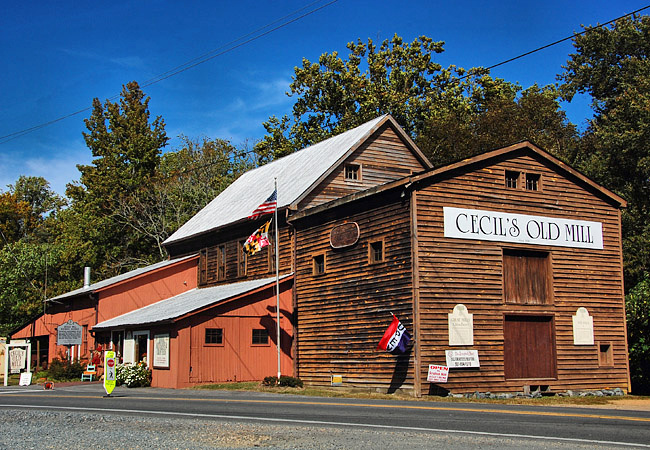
xmin=443 ymin=207 xmax=603 ymax=249
xmin=153 ymin=333 xmax=169 ymax=368
xmin=446 ymin=350 xmax=480 ymax=368
xmin=427 ymin=365 xmax=449 ymax=383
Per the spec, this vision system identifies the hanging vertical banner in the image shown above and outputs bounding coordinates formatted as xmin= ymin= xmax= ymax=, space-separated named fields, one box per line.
xmin=104 ymin=351 xmax=116 ymax=395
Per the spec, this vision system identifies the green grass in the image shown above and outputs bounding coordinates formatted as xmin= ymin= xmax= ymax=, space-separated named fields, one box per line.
xmin=191 ymin=381 xmax=649 ymax=406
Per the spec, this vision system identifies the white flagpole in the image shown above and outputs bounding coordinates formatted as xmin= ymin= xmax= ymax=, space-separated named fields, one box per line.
xmin=274 ymin=178 xmax=281 ymax=380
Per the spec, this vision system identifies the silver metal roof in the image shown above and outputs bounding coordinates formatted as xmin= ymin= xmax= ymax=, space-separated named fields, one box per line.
xmin=49 ymin=255 xmax=197 ymax=302
xmin=163 ymin=115 xmax=390 ymax=245
xmin=92 ymin=274 xmax=291 ymax=329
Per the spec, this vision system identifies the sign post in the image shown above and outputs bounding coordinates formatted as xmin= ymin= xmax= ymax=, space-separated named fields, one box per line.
xmin=104 ymin=351 xmax=116 ymax=396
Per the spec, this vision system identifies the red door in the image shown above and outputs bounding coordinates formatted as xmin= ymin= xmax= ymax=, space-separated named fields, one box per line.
xmin=504 ymin=315 xmax=556 ymax=379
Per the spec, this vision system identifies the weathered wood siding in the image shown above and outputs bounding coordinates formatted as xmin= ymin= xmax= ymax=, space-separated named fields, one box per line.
xmin=294 ymin=191 xmax=415 ymax=392
xmin=299 ymin=125 xmax=426 ymax=210
xmin=199 ymin=222 xmax=293 ymax=287
xmin=415 ymin=149 xmax=628 ymax=393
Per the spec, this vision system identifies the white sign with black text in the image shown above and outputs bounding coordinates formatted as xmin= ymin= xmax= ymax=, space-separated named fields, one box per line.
xmin=443 ymin=207 xmax=604 ymax=249
xmin=446 ymin=349 xmax=480 ymax=368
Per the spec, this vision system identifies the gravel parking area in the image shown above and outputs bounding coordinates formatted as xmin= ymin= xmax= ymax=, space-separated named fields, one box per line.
xmin=1 ymin=409 xmax=606 ymax=449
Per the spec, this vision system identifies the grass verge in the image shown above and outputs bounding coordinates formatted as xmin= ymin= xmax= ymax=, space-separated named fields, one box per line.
xmin=191 ymin=382 xmax=649 ymax=407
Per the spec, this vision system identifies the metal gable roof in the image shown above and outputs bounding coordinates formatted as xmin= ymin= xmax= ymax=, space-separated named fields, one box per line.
xmin=92 ymin=274 xmax=291 ymax=329
xmin=163 ymin=115 xmax=391 ymax=246
xmin=48 ymin=255 xmax=198 ymax=302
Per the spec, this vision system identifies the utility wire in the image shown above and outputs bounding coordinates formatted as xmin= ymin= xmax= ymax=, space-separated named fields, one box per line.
xmin=0 ymin=0 xmax=339 ymax=145
xmin=1 ymin=3 xmax=648 ymax=145
xmin=461 ymin=4 xmax=650 ymax=80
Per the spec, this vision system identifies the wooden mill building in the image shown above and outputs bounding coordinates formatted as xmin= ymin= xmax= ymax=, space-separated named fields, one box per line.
xmin=11 ymin=115 xmax=630 ymax=394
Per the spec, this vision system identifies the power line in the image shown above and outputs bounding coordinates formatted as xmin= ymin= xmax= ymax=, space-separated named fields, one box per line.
xmin=0 ymin=0 xmax=338 ymax=145
xmin=478 ymin=4 xmax=650 ymax=76
xmin=1 ymin=3 xmax=649 ymax=145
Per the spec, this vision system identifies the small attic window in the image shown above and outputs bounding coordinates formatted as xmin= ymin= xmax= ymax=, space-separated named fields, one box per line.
xmin=345 ymin=164 xmax=361 ymax=181
xmin=505 ymin=170 xmax=519 ymax=189
xmin=526 ymin=173 xmax=541 ymax=191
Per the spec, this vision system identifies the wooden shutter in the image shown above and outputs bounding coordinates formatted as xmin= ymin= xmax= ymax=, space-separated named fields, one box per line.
xmin=503 ymin=249 xmax=551 ymax=305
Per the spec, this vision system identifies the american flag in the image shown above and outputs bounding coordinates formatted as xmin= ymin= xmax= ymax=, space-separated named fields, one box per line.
xmin=248 ymin=189 xmax=277 ymax=219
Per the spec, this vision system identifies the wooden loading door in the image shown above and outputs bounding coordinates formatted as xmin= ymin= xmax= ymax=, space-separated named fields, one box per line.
xmin=503 ymin=315 xmax=556 ymax=379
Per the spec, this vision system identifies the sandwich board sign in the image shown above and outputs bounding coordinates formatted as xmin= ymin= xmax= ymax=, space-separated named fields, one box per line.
xmin=104 ymin=351 xmax=116 ymax=395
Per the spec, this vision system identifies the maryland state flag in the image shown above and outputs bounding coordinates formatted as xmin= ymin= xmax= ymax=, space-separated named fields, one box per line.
xmin=243 ymin=220 xmax=271 ymax=256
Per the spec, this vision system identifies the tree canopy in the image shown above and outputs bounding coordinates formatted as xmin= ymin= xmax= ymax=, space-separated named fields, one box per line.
xmin=256 ymin=34 xmax=578 ymax=166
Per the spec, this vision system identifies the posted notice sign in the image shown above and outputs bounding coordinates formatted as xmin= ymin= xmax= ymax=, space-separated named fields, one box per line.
xmin=445 ymin=350 xmax=480 ymax=368
xmin=104 ymin=351 xmax=116 ymax=395
xmin=427 ymin=365 xmax=449 ymax=383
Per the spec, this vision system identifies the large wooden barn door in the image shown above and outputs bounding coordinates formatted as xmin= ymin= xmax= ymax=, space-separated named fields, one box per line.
xmin=504 ymin=316 xmax=556 ymax=379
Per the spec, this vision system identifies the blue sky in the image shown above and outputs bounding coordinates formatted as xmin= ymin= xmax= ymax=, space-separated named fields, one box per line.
xmin=1 ymin=0 xmax=647 ymax=196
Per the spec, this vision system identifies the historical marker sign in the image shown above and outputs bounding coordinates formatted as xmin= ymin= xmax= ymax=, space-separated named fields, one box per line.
xmin=104 ymin=351 xmax=116 ymax=395
xmin=448 ymin=304 xmax=474 ymax=346
xmin=57 ymin=320 xmax=83 ymax=346
xmin=572 ymin=307 xmax=594 ymax=345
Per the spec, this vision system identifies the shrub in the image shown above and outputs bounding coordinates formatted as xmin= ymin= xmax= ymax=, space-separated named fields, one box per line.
xmin=46 ymin=358 xmax=84 ymax=381
xmin=627 ymin=273 xmax=650 ymax=394
xmin=262 ymin=375 xmax=303 ymax=388
xmin=116 ymin=362 xmax=152 ymax=388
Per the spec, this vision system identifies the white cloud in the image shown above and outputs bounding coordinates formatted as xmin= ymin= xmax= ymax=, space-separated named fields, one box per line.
xmin=0 ymin=142 xmax=90 ymax=197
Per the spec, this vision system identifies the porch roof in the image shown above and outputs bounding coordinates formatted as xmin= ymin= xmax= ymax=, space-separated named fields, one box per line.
xmin=92 ymin=274 xmax=291 ymax=330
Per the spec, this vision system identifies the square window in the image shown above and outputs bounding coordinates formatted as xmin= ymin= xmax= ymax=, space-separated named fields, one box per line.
xmin=252 ymin=329 xmax=269 ymax=345
xmin=345 ymin=164 xmax=361 ymax=181
xmin=312 ymin=254 xmax=326 ymax=275
xmin=205 ymin=328 xmax=223 ymax=345
xmin=369 ymin=240 xmax=384 ymax=264
xmin=526 ymin=173 xmax=541 ymax=191
xmin=505 ymin=170 xmax=520 ymax=189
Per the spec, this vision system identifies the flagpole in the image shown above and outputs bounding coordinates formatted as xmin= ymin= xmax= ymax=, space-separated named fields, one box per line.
xmin=274 ymin=178 xmax=281 ymax=380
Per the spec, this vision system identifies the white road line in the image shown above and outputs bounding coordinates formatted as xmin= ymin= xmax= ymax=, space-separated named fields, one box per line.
xmin=2 ymin=404 xmax=649 ymax=448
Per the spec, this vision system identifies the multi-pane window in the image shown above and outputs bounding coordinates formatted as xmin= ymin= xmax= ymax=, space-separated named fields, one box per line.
xmin=505 ymin=170 xmax=520 ymax=189
xmin=252 ymin=329 xmax=269 ymax=345
xmin=205 ymin=328 xmax=223 ymax=344
xmin=369 ymin=240 xmax=384 ymax=264
xmin=526 ymin=173 xmax=540 ymax=191
xmin=345 ymin=164 xmax=361 ymax=181
xmin=237 ymin=241 xmax=247 ymax=277
xmin=312 ymin=254 xmax=325 ymax=275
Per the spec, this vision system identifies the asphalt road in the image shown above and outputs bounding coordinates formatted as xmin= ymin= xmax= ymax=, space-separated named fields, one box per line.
xmin=1 ymin=383 xmax=649 ymax=449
